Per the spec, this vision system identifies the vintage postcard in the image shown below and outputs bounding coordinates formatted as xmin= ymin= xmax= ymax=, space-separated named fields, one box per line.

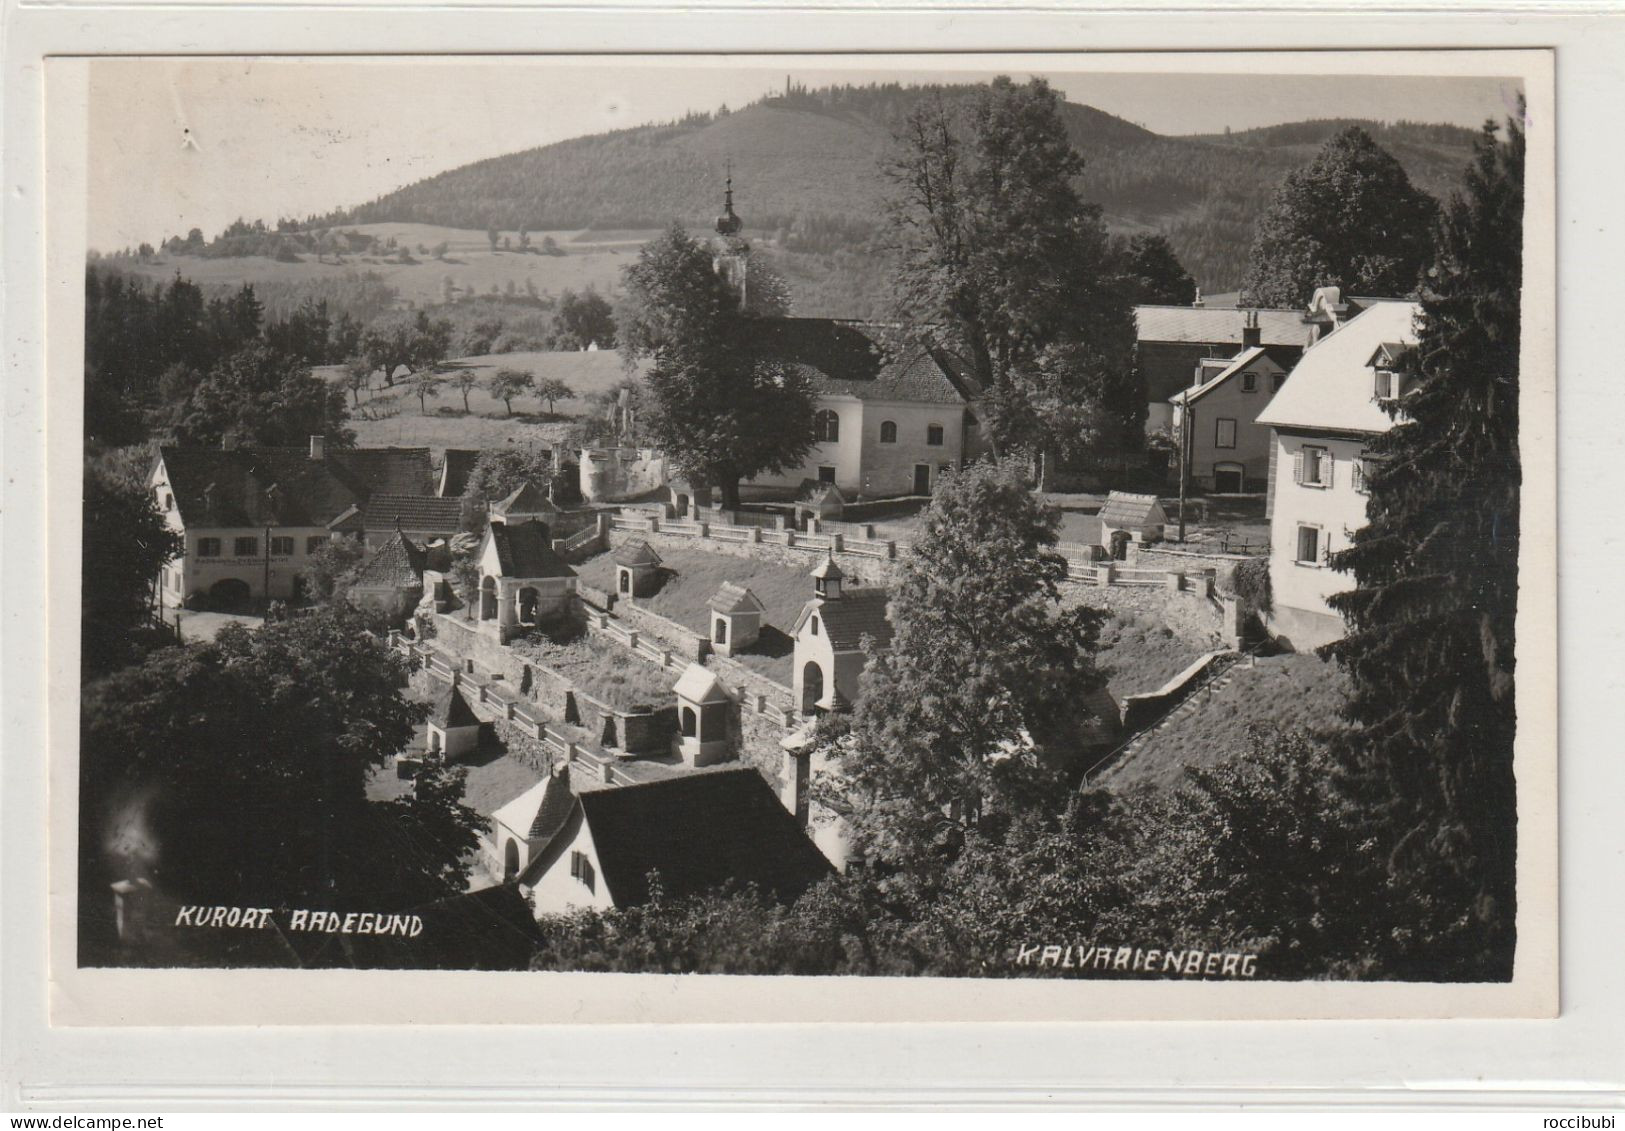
xmin=43 ymin=49 xmax=1557 ymax=1025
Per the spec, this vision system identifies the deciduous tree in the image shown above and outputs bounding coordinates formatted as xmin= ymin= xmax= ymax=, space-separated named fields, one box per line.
xmin=880 ymin=78 xmax=1136 ymax=459
xmin=166 ymin=343 xmax=354 ymax=449
xmin=618 ymin=225 xmax=814 ymax=509
xmin=534 ymin=376 xmax=572 ymax=417
xmin=82 ymin=463 xmax=183 ymax=676
xmin=486 ymin=367 xmax=532 ymax=417
xmin=822 ymin=461 xmax=1106 ymax=867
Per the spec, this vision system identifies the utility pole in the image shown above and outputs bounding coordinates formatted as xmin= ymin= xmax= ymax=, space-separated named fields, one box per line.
xmin=1177 ymin=402 xmax=1191 ymax=544
xmin=263 ymin=523 xmax=272 ymax=611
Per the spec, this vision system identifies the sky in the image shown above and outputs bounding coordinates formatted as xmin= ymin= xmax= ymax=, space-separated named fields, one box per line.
xmin=82 ymin=56 xmax=1523 ymax=252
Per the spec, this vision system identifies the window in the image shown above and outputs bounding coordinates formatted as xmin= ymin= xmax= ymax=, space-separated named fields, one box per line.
xmin=1241 ymin=372 xmax=1258 ymax=393
xmin=1294 ymin=445 xmax=1331 ymax=488
xmin=270 ymin=536 xmax=295 ymax=556
xmin=1215 ymin=418 xmax=1237 ymax=449
xmin=306 ymin=536 xmax=326 ymax=555
xmin=1295 ymin=524 xmax=1322 ymax=566
xmin=197 ymin=537 xmax=222 ymax=558
xmin=1273 ymin=372 xmax=1288 ymax=393
xmin=1374 ymin=368 xmax=1402 ymax=401
xmin=814 ymin=410 xmax=840 ymax=443
xmin=163 ymin=491 xmax=174 ymax=511
xmin=809 ymin=615 xmax=819 ymax=637
xmin=234 ymin=537 xmax=259 ymax=558
xmin=879 ymin=420 xmax=897 ymax=443
xmin=818 ymin=465 xmax=837 ymax=484
xmin=570 ymin=850 xmax=596 ymax=893
xmin=714 ymin=618 xmax=728 ymax=645
xmin=926 ymin=423 xmax=945 ymax=447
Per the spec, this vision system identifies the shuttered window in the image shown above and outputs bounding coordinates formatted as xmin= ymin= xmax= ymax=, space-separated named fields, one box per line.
xmin=1294 ymin=445 xmax=1330 ymax=488
xmin=1295 ymin=524 xmax=1321 ymax=565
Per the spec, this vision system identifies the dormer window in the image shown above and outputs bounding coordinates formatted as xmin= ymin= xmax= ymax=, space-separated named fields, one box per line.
xmin=1374 ymin=368 xmax=1402 ymax=402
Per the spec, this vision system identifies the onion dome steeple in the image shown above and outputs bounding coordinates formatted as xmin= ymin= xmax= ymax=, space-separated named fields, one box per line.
xmin=715 ymin=163 xmax=743 ymax=237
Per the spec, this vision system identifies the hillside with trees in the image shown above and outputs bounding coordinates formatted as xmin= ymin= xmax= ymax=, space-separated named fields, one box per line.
xmin=319 ymin=84 xmax=1482 ymax=293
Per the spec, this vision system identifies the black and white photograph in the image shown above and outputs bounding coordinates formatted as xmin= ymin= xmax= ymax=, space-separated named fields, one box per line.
xmin=57 ymin=50 xmax=1555 ymax=1015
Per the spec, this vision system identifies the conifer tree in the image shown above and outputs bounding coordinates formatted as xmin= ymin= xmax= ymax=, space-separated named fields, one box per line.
xmin=1324 ymin=110 xmax=1525 ymax=980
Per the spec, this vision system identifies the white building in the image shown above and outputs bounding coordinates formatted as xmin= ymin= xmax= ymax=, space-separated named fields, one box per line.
xmin=790 ymin=556 xmax=893 ymax=717
xmin=149 ymin=438 xmax=433 ymax=611
xmin=1255 ymin=300 xmax=1421 ymax=651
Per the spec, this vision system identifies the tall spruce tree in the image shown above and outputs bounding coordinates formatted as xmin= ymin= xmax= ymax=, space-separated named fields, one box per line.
xmin=1240 ymin=126 xmax=1439 ymax=308
xmin=1323 ymin=111 xmax=1524 ymax=980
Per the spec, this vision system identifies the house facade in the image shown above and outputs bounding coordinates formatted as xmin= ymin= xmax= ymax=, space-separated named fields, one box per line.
xmin=474 ymin=518 xmax=577 ymax=639
xmin=1169 ymin=345 xmax=1295 ymax=492
xmin=150 ymin=437 xmax=433 ymax=610
xmin=1256 ymin=300 xmax=1420 ymax=651
xmin=1135 ymin=302 xmax=1313 ymax=433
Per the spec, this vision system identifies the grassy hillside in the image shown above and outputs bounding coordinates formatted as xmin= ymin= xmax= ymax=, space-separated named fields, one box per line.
xmin=1099 ymin=652 xmax=1351 ymax=794
xmin=320 ymin=347 xmax=643 ymax=456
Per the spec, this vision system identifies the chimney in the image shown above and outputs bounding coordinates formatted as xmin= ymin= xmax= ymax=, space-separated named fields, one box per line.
xmin=1242 ymin=309 xmax=1261 ymax=348
xmin=309 ymin=434 xmax=326 ymax=461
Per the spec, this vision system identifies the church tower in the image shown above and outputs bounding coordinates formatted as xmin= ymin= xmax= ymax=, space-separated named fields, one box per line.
xmin=712 ymin=165 xmax=750 ymax=310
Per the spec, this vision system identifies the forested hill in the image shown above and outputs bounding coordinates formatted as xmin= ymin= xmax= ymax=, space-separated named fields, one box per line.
xmin=328 ymin=83 xmax=1484 ymax=293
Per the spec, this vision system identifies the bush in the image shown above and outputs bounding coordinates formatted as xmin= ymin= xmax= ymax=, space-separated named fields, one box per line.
xmin=1229 ymin=556 xmax=1272 ymax=615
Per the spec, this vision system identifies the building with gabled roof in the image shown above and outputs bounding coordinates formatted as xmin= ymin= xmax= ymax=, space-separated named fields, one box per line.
xmin=1098 ymin=491 xmax=1168 ymax=557
xmin=1255 ymin=299 xmax=1421 ymax=650
xmin=490 ymin=480 xmax=558 ymax=525
xmin=474 ymin=518 xmax=577 ymax=639
xmin=149 ymin=436 xmax=435 ymax=611
xmin=347 ymin=529 xmax=429 ymax=625
xmin=517 ymin=767 xmax=833 ymax=915
xmin=1168 ymin=344 xmax=1297 ymax=493
xmin=1136 ymin=302 xmax=1314 ymax=434
xmin=336 ymin=493 xmax=468 ymax=551
xmin=790 ymin=556 xmax=892 ymax=717
xmin=612 ymin=538 xmax=662 ymax=597
xmin=707 ymin=582 xmax=765 ymax=657
xmin=426 ymin=683 xmax=482 ymax=760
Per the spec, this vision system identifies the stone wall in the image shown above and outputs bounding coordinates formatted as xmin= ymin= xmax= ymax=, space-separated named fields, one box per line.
xmin=1058 ymin=581 xmax=1228 ymax=650
xmin=605 ymin=526 xmax=905 ymax=590
xmin=615 ymin=599 xmax=709 ymax=662
xmin=1130 ymin=544 xmax=1256 ymax=588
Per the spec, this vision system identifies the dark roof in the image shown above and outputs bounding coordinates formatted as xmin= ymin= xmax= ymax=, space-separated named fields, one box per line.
xmin=572 ymin=768 xmax=833 ymax=906
xmin=488 ymin=520 xmax=575 ymax=580
xmin=806 ymin=589 xmax=892 ymax=652
xmin=612 ymin=539 xmax=662 ymax=568
xmin=529 ymin=768 xmax=578 ymax=840
xmin=492 ymin=481 xmax=557 ymax=516
xmin=336 ymin=447 xmax=434 ymax=496
xmin=751 ymin=318 xmax=973 ymax=404
xmin=439 ymin=449 xmax=482 ymax=498
xmin=360 ymin=493 xmax=467 ymax=534
xmin=159 ymin=445 xmax=432 ymax=529
xmin=343 ymin=885 xmax=544 ymax=971
xmin=352 ymin=531 xmax=428 ymax=589
xmin=431 ymin=684 xmax=480 ymax=728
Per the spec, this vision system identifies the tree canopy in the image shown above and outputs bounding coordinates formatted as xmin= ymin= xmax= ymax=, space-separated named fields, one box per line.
xmin=618 ymin=224 xmax=815 ymax=508
xmin=79 ymin=607 xmax=483 ymax=925
xmin=1323 ymin=112 xmax=1525 ymax=981
xmin=82 ymin=462 xmax=183 ymax=677
xmin=880 ymin=77 xmax=1139 ymax=464
xmin=164 ymin=343 xmax=354 ymax=449
xmin=823 ymin=461 xmax=1106 ymax=866
xmin=1240 ymin=126 xmax=1439 ymax=307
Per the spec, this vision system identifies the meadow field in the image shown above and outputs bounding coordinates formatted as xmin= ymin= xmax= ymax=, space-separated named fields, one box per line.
xmin=319 ymin=347 xmax=646 ymax=456
xmin=110 ymin=223 xmax=641 ymax=309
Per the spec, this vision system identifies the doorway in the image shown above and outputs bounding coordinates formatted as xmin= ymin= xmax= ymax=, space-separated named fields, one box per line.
xmin=913 ymin=464 xmax=931 ymax=495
